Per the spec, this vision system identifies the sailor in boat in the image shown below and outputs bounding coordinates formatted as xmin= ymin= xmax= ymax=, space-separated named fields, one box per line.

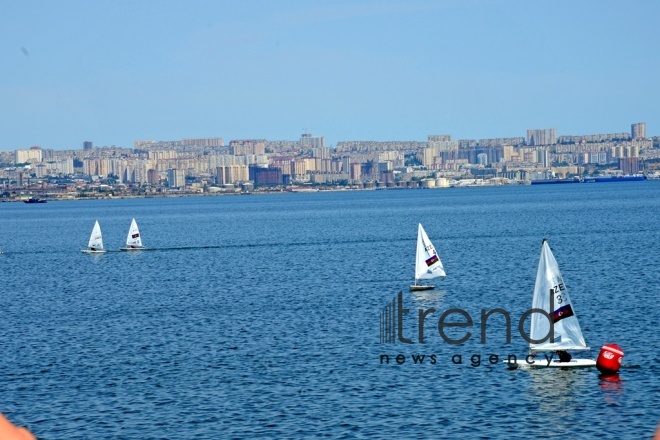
xmin=90 ymin=247 xmax=96 ymax=251
xmin=556 ymin=350 xmax=572 ymax=362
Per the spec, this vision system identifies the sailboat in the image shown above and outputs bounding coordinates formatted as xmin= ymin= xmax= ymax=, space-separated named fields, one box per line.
xmin=81 ymin=220 xmax=107 ymax=254
xmin=120 ymin=218 xmax=145 ymax=251
xmin=507 ymin=239 xmax=596 ymax=368
xmin=409 ymin=223 xmax=446 ymax=291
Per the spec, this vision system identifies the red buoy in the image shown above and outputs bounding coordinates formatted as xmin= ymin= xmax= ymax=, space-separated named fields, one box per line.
xmin=596 ymin=344 xmax=624 ymax=374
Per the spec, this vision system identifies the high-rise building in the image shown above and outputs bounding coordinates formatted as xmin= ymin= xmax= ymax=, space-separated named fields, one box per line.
xmin=502 ymin=146 xmax=514 ymax=162
xmin=132 ymin=160 xmax=149 ymax=183
xmin=290 ymin=159 xmax=308 ymax=180
xmin=341 ymin=156 xmax=351 ymax=174
xmin=181 ymin=137 xmax=224 ymax=147
xmin=167 ymin=168 xmax=186 ymax=188
xmin=147 ymin=169 xmax=160 ymax=184
xmin=536 ymin=149 xmax=550 ymax=167
xmin=216 ymin=165 xmax=249 ymax=184
xmin=52 ymin=158 xmax=74 ymax=175
xmin=35 ymin=163 xmax=47 ymax=178
xmin=311 ymin=147 xmax=330 ymax=158
xmin=249 ymin=165 xmax=282 ymax=186
xmin=350 ymin=162 xmax=362 ymax=181
xmin=83 ymin=159 xmax=98 ymax=176
xmin=476 ymin=137 xmax=525 ymax=147
xmin=83 ymin=141 xmax=93 ymax=150
xmin=618 ymin=157 xmax=640 ymax=174
xmin=230 ymin=140 xmax=266 ymax=155
xmin=526 ymin=129 xmax=557 ymax=146
xmin=631 ymin=122 xmax=646 ymax=140
xmin=380 ymin=170 xmax=394 ymax=184
xmin=422 ymin=148 xmax=435 ymax=167
xmin=300 ymin=133 xmax=326 ymax=149
xmin=149 ymin=150 xmax=178 ymax=160
xmin=428 ymin=135 xmax=451 ymax=143
xmin=15 ymin=147 xmax=42 ymax=164
xmin=428 ymin=135 xmax=458 ymax=152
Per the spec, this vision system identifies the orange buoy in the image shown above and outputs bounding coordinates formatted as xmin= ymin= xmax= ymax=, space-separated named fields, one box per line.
xmin=596 ymin=344 xmax=623 ymax=374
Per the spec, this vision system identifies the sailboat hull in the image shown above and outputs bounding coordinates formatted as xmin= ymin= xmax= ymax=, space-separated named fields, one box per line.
xmin=81 ymin=249 xmax=107 ymax=254
xmin=505 ymin=358 xmax=597 ymax=369
xmin=120 ymin=247 xmax=146 ymax=251
xmin=409 ymin=285 xmax=434 ymax=292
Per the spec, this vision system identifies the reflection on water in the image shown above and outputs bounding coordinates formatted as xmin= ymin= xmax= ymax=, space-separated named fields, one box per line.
xmin=0 ymin=184 xmax=657 ymax=438
xmin=411 ymin=289 xmax=446 ymax=307
xmin=527 ymin=368 xmax=587 ymax=435
xmin=598 ymin=374 xmax=624 ymax=406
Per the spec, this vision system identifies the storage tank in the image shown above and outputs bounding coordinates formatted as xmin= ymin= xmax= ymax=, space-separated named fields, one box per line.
xmin=435 ymin=178 xmax=449 ymax=188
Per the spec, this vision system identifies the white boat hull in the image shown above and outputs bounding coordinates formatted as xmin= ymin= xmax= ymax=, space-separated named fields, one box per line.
xmin=505 ymin=359 xmax=596 ymax=369
xmin=409 ymin=285 xmax=434 ymax=292
xmin=120 ymin=247 xmax=146 ymax=251
xmin=81 ymin=249 xmax=107 ymax=254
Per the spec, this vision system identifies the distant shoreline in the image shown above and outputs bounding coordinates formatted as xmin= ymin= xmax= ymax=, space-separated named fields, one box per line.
xmin=4 ymin=177 xmax=657 ymax=203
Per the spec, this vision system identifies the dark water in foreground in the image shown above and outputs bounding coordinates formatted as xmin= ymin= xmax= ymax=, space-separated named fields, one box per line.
xmin=0 ymin=182 xmax=658 ymax=438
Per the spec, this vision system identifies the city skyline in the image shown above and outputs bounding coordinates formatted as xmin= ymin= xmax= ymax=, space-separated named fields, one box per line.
xmin=1 ymin=0 xmax=659 ymax=150
xmin=1 ymin=120 xmax=654 ymax=152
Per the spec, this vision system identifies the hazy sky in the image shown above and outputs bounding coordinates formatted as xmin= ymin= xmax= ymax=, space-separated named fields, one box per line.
xmin=1 ymin=0 xmax=658 ymax=150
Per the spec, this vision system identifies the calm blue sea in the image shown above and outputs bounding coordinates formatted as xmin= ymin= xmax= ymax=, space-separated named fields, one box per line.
xmin=0 ymin=182 xmax=658 ymax=439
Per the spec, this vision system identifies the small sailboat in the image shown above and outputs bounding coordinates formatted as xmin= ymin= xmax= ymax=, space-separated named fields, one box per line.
xmin=409 ymin=223 xmax=446 ymax=291
xmin=81 ymin=220 xmax=107 ymax=254
xmin=507 ymin=239 xmax=596 ymax=368
xmin=120 ymin=218 xmax=145 ymax=251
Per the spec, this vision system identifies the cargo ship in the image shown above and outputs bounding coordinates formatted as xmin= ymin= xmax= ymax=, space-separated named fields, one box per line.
xmin=530 ymin=177 xmax=582 ymax=185
xmin=532 ymin=175 xmax=647 ymax=185
xmin=584 ymin=175 xmax=647 ymax=183
xmin=23 ymin=197 xmax=47 ymax=203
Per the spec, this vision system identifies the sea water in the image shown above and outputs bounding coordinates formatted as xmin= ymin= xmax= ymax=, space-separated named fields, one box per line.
xmin=0 ymin=182 xmax=658 ymax=438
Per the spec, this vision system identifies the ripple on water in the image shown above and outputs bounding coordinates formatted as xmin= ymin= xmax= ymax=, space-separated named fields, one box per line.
xmin=0 ymin=185 xmax=658 ymax=438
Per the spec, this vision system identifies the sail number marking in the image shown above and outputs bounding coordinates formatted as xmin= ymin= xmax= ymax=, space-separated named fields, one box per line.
xmin=550 ymin=283 xmax=566 ymax=304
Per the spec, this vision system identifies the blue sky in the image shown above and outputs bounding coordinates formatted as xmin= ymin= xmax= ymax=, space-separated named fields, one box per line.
xmin=1 ymin=0 xmax=658 ymax=149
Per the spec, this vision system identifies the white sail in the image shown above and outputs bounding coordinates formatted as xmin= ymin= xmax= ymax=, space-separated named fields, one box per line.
xmin=529 ymin=240 xmax=589 ymax=352
xmin=414 ymin=224 xmax=446 ymax=281
xmin=88 ymin=220 xmax=104 ymax=250
xmin=125 ymin=218 xmax=143 ymax=248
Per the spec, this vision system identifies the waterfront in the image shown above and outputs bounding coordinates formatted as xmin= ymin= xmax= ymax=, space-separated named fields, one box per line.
xmin=0 ymin=182 xmax=658 ymax=438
